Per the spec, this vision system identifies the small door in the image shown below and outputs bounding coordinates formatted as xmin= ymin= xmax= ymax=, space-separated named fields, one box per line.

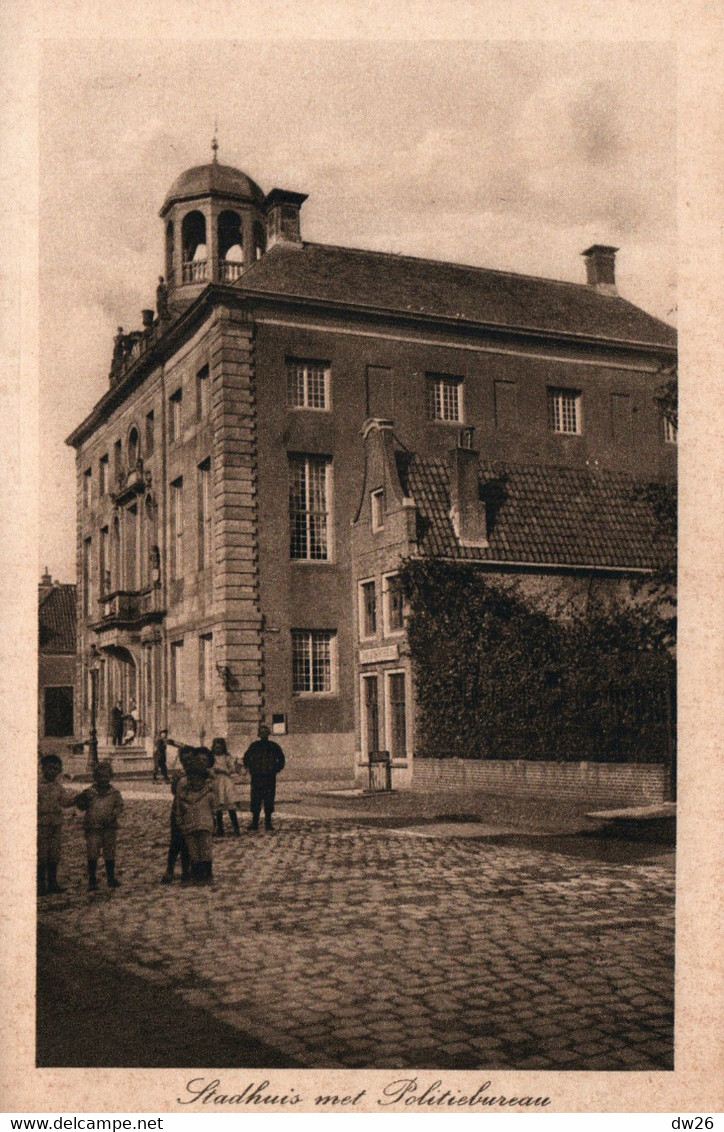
xmin=44 ymin=686 xmax=74 ymax=737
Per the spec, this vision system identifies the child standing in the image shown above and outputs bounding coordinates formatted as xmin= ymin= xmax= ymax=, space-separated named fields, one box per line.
xmin=74 ymin=761 xmax=124 ymax=891
xmin=174 ymin=752 xmax=215 ymax=884
xmin=37 ymin=753 xmax=76 ymax=895
xmin=160 ymin=745 xmax=194 ymax=884
xmin=210 ymin=737 xmax=241 ymax=836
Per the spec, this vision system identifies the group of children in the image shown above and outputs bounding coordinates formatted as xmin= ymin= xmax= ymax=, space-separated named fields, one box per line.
xmin=37 ymin=735 xmax=248 ymax=895
xmin=37 ymin=753 xmax=124 ymax=895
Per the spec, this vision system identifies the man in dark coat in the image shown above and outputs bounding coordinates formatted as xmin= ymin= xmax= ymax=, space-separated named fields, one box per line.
xmin=110 ymin=702 xmax=124 ymax=747
xmin=242 ymin=724 xmax=285 ymax=832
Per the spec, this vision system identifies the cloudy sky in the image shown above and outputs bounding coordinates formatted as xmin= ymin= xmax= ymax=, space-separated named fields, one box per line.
xmin=39 ymin=38 xmax=676 ymax=580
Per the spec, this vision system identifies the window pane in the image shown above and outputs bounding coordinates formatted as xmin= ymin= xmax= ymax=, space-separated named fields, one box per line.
xmin=289 ymin=456 xmax=330 ymax=560
xmin=386 ymin=574 xmax=404 ymax=632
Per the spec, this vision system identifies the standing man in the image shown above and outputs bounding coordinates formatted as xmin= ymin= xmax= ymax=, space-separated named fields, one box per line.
xmin=110 ymin=702 xmax=123 ymax=747
xmin=153 ymin=728 xmax=172 ymax=783
xmin=242 ymin=724 xmax=285 ymax=832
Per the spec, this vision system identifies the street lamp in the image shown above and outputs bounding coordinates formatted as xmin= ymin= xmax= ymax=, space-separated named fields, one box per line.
xmin=88 ymin=643 xmax=100 ymax=769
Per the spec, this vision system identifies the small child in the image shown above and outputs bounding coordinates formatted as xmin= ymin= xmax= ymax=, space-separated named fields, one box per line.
xmin=210 ymin=736 xmax=241 ymax=836
xmin=74 ymin=760 xmax=124 ymax=891
xmin=174 ymin=751 xmax=215 ymax=884
xmin=37 ymin=753 xmax=76 ymax=895
xmin=160 ymin=745 xmax=194 ymax=884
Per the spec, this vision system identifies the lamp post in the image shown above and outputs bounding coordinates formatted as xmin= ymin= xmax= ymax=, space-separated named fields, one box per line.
xmin=88 ymin=643 xmax=100 ymax=769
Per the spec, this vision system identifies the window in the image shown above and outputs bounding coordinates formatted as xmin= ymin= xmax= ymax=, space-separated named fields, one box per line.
xmin=360 ymin=580 xmax=377 ymax=639
xmin=170 ymin=640 xmax=184 ymax=703
xmin=287 ymin=359 xmax=330 ymax=410
xmin=169 ymin=389 xmax=182 ymax=443
xmin=289 ymin=455 xmax=331 ymax=560
xmin=663 ymin=415 xmax=677 ymax=445
xmin=196 ymin=365 xmax=210 ymax=420
xmin=128 ymin=426 xmax=140 ymax=468
xmin=99 ymin=526 xmax=109 ymax=596
xmin=114 ymin=439 xmax=122 ymax=486
xmin=361 ymin=674 xmax=380 ymax=755
xmin=83 ymin=537 xmax=93 ymax=617
xmin=383 ymin=573 xmax=405 ymax=635
xmin=292 ymin=630 xmax=335 ymax=694
xmin=44 ymin=686 xmax=74 ymax=738
xmin=426 ymin=373 xmax=463 ymax=422
xmin=387 ymin=671 xmax=408 ymax=760
xmin=199 ymin=633 xmax=213 ymax=700
xmin=170 ymin=477 xmax=184 ymax=579
xmin=371 ymin=489 xmax=384 ymax=531
xmin=197 ymin=458 xmax=212 ymax=570
xmin=83 ymin=468 xmax=92 ymax=508
xmin=99 ymin=455 xmax=108 ymax=496
xmin=548 ymin=388 xmax=581 ymax=434
xmin=145 ymin=411 xmax=155 ymax=456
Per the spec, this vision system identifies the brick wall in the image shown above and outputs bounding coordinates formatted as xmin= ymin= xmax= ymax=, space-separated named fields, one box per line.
xmin=412 ymin=758 xmax=667 ymax=805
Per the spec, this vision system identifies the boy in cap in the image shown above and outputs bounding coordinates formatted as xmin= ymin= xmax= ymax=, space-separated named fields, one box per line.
xmin=174 ymin=751 xmax=216 ymax=884
xmin=37 ymin=753 xmax=76 ymax=895
xmin=74 ymin=761 xmax=124 ymax=891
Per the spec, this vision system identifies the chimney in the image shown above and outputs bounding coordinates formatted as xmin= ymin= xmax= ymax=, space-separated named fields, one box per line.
xmin=264 ymin=188 xmax=308 ymax=251
xmin=141 ymin=309 xmax=154 ymax=329
xmin=582 ymin=245 xmax=618 ymax=296
xmin=448 ymin=433 xmax=488 ymax=548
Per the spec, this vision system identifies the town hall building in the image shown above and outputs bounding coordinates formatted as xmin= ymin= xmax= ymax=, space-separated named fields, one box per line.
xmin=66 ymin=148 xmax=676 ymax=783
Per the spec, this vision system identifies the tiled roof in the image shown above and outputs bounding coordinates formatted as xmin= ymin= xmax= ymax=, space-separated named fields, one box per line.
xmin=39 ymin=584 xmax=77 ymax=654
xmin=397 ymin=454 xmax=674 ymax=570
xmin=240 ymin=242 xmax=676 ymax=348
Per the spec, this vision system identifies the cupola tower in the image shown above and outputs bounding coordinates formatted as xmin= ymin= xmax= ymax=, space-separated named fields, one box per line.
xmin=159 ymin=138 xmax=268 ymax=309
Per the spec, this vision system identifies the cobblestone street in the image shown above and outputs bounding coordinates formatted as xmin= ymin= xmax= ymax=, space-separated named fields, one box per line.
xmin=37 ymin=794 xmax=675 ymax=1071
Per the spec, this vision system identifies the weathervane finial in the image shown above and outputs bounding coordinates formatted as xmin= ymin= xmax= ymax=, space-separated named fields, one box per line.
xmin=211 ymin=119 xmax=219 ymax=162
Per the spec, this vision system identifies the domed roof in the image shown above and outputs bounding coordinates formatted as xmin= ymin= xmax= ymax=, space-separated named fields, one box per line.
xmin=161 ymin=161 xmax=265 ymax=216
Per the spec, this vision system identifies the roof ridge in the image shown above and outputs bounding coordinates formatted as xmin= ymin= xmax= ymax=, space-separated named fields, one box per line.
xmin=298 ymin=240 xmax=633 ymax=303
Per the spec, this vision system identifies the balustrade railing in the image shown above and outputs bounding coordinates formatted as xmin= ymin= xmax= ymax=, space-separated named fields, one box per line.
xmin=98 ymin=587 xmax=161 ymax=623
xmin=219 ymin=259 xmax=244 ymax=282
xmin=182 ymin=259 xmax=208 ymax=284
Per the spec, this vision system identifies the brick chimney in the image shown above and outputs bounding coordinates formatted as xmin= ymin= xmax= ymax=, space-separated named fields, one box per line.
xmin=582 ymin=245 xmax=619 ymax=296
xmin=448 ymin=433 xmax=488 ymax=548
xmin=265 ymin=188 xmax=308 ymax=251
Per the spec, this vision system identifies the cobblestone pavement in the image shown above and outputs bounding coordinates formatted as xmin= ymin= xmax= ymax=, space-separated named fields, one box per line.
xmin=38 ymin=798 xmax=675 ymax=1070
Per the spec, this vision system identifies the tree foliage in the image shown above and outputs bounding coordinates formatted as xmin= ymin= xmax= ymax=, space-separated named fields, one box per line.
xmin=399 ymin=559 xmax=675 ymax=764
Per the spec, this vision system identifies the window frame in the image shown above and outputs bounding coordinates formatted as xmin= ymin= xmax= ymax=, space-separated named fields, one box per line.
xmin=170 ymin=639 xmax=184 ymax=704
xmin=385 ymin=668 xmax=410 ymax=762
xmin=288 ymin=454 xmax=333 ymax=562
xmin=83 ymin=468 xmax=92 ymax=509
xmin=199 ymin=632 xmax=213 ymax=701
xmin=197 ymin=458 xmax=212 ymax=571
xmin=169 ymin=388 xmax=183 ymax=444
xmin=99 ymin=454 xmax=109 ymax=496
xmin=426 ymin=373 xmax=464 ymax=423
xmin=196 ymin=365 xmax=210 ymax=421
xmin=286 ymin=358 xmax=331 ymax=412
xmin=371 ymin=489 xmax=385 ymax=532
xmin=291 ymin=629 xmax=337 ymax=696
xmin=145 ymin=411 xmax=155 ymax=457
xmin=382 ymin=571 xmax=405 ymax=637
xmin=170 ymin=476 xmax=184 ymax=580
xmin=547 ymin=387 xmax=582 ymax=435
xmin=358 ymin=578 xmax=378 ymax=641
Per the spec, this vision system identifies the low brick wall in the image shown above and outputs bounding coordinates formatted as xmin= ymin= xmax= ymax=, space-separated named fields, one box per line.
xmin=412 ymin=758 xmax=667 ymax=806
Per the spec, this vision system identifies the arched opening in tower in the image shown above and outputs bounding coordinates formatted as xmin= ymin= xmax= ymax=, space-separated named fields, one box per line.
xmin=218 ymin=210 xmax=244 ymax=281
xmin=182 ymin=211 xmax=207 ymax=283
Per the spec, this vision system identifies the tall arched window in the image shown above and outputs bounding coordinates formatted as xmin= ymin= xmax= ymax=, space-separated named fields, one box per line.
xmin=218 ymin=210 xmax=244 ymax=281
xmin=181 ymin=211 xmax=207 ymax=283
xmin=128 ymin=426 xmax=140 ymax=469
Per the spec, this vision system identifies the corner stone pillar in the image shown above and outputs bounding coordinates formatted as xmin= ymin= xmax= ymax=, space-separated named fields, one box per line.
xmin=209 ymin=304 xmax=265 ymax=740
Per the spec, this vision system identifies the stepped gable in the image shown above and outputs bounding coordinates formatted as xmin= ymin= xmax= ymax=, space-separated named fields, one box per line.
xmin=397 ymin=454 xmax=674 ymax=570
xmin=239 ymin=242 xmax=676 ymax=348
